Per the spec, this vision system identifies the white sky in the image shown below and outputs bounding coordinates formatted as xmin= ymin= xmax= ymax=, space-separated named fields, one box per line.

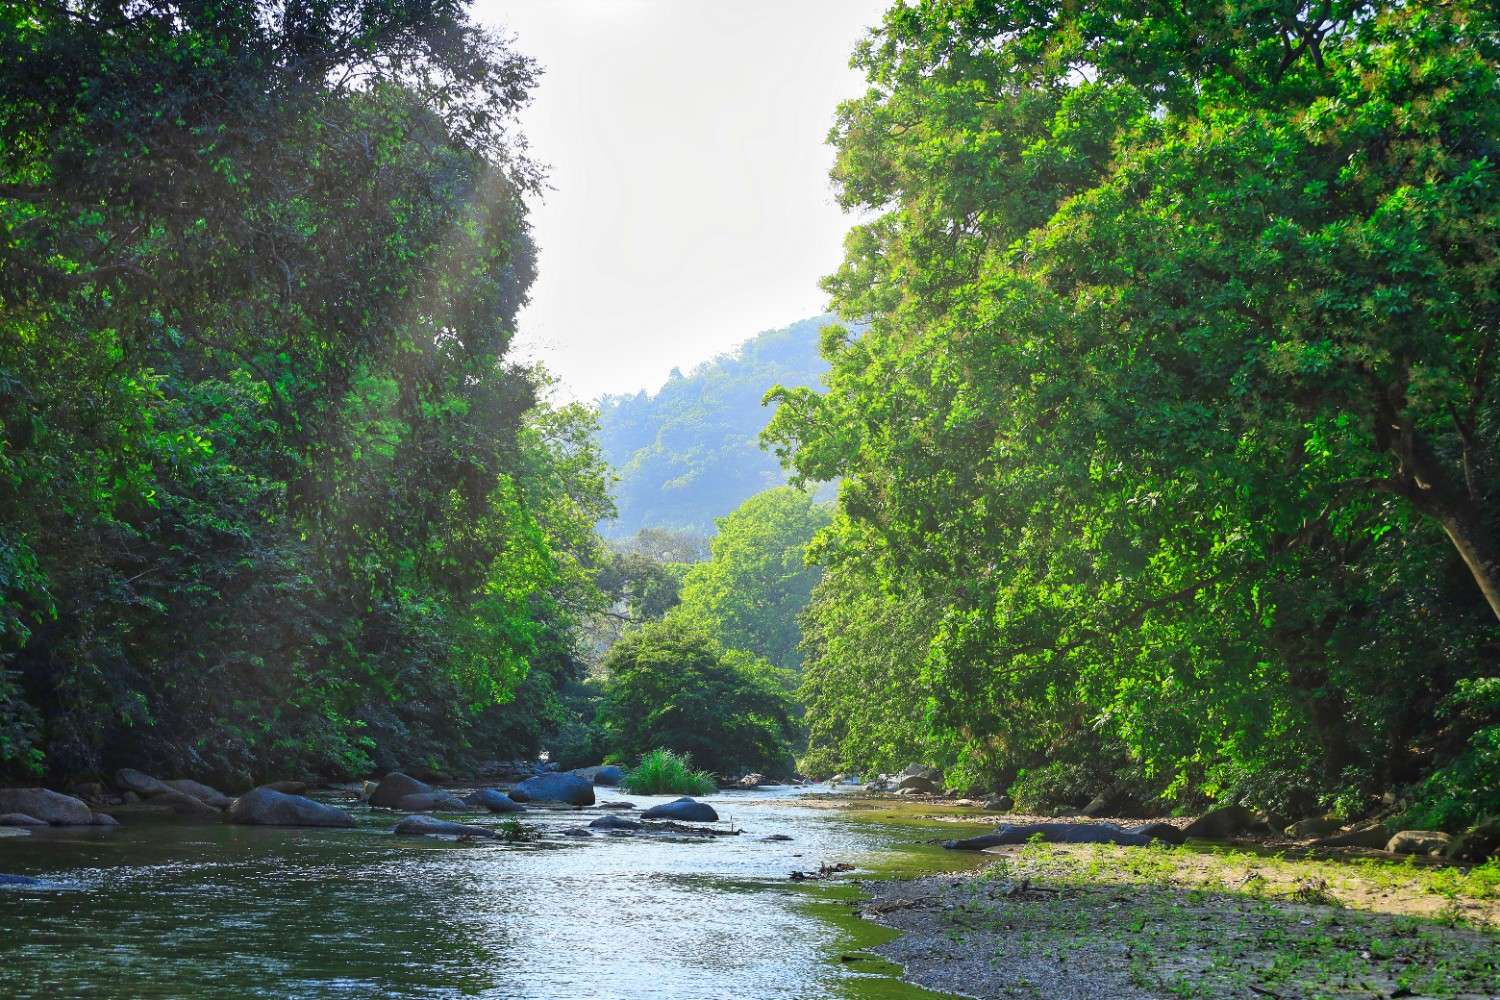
xmin=473 ymin=0 xmax=888 ymax=401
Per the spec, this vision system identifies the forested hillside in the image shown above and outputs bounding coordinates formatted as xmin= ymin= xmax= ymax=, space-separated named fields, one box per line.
xmin=597 ymin=316 xmax=830 ymax=538
xmin=0 ymin=0 xmax=611 ymax=785
xmin=770 ymin=0 xmax=1500 ymax=831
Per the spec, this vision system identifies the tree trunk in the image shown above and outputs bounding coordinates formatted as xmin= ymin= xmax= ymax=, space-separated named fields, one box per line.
xmin=1440 ymin=513 xmax=1500 ymax=623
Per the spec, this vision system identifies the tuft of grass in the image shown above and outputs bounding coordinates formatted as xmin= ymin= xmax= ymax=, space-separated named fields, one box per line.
xmin=622 ymin=749 xmax=717 ymax=796
xmin=496 ymin=818 xmax=535 ymax=843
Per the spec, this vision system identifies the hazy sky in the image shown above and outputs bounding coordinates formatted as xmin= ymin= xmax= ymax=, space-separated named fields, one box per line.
xmin=473 ymin=0 xmax=887 ymax=401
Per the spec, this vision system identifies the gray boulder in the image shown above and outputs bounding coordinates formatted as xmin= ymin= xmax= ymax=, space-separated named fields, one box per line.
xmin=1182 ymin=805 xmax=1262 ymax=841
xmin=145 ymin=789 xmax=222 ymax=818
xmin=737 ymin=773 xmax=768 ymax=788
xmin=0 ymin=788 xmax=94 ymax=826
xmin=901 ymin=763 xmax=943 ymax=783
xmin=641 ymin=797 xmax=718 ymax=822
xmin=570 ymin=765 xmax=626 ymax=786
xmin=599 ymin=801 xmax=636 ymax=810
xmin=1128 ymin=821 xmax=1187 ymax=845
xmin=510 ymin=772 xmax=595 ymax=806
xmin=984 ymin=795 xmax=1014 ymax=811
xmin=589 ymin=814 xmax=642 ymax=831
xmin=228 ymin=787 xmax=355 ymax=828
xmin=1287 ymin=815 xmax=1342 ymax=839
xmin=369 ymin=772 xmax=433 ymax=808
xmin=0 ymin=813 xmax=47 ymax=827
xmin=464 ymin=788 xmax=525 ymax=813
xmin=392 ymin=815 xmax=493 ymax=838
xmin=165 ymin=779 xmax=232 ymax=809
xmin=1313 ymin=819 xmax=1390 ymax=850
xmin=115 ymin=768 xmax=174 ymax=797
xmin=1386 ymin=830 xmax=1451 ymax=856
xmin=896 ymin=774 xmax=940 ymax=794
xmin=91 ymin=813 xmax=119 ymax=827
xmin=394 ymin=791 xmax=469 ymax=812
xmin=945 ymin=822 xmax=1152 ymax=851
xmin=261 ymin=780 xmax=309 ymax=795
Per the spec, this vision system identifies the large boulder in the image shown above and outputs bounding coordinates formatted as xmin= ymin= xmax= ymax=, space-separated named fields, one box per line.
xmin=0 ymin=813 xmax=47 ymax=827
xmin=464 ymin=788 xmax=525 ymax=813
xmin=510 ymin=773 xmax=595 ymax=806
xmin=145 ymin=789 xmax=222 ymax=818
xmin=165 ymin=779 xmax=232 ymax=809
xmin=895 ymin=774 xmax=940 ymax=794
xmin=1128 ymin=821 xmax=1187 ymax=845
xmin=589 ymin=814 xmax=642 ymax=831
xmin=1182 ymin=805 xmax=1261 ymax=841
xmin=1080 ymin=794 xmax=1113 ymax=818
xmin=570 ymin=765 xmax=625 ymax=786
xmin=261 ymin=780 xmax=309 ymax=795
xmin=1447 ymin=815 xmax=1500 ymax=863
xmin=115 ymin=768 xmax=174 ymax=798
xmin=945 ymin=822 xmax=1152 ymax=850
xmin=737 ymin=773 xmax=768 ymax=789
xmin=0 ymin=788 xmax=94 ymax=826
xmin=1386 ymin=830 xmax=1452 ymax=857
xmin=392 ymin=815 xmax=493 ymax=838
xmin=369 ymin=772 xmax=433 ymax=809
xmin=641 ymin=797 xmax=718 ymax=822
xmin=1313 ymin=819 xmax=1390 ymax=850
xmin=901 ymin=763 xmax=943 ymax=783
xmin=1287 ymin=815 xmax=1343 ymax=839
xmin=395 ymin=791 xmax=469 ymax=812
xmin=91 ymin=813 xmax=119 ymax=827
xmin=228 ymin=787 xmax=355 ymax=828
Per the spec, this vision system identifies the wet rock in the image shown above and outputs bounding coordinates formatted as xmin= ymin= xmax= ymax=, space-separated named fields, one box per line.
xmin=91 ymin=813 xmax=119 ymax=827
xmin=641 ymin=797 xmax=718 ymax=822
xmin=228 ymin=787 xmax=355 ymax=828
xmin=737 ymin=773 xmax=768 ymax=789
xmin=1287 ymin=815 xmax=1342 ymax=839
xmin=589 ymin=814 xmax=642 ymax=831
xmin=115 ymin=768 xmax=174 ymax=798
xmin=1447 ymin=816 xmax=1500 ymax=862
xmin=1386 ymin=830 xmax=1451 ymax=856
xmin=945 ymin=822 xmax=1152 ymax=851
xmin=561 ymin=827 xmax=593 ymax=837
xmin=571 ymin=765 xmax=626 ymax=786
xmin=510 ymin=772 xmax=595 ymax=806
xmin=1312 ymin=819 xmax=1390 ymax=850
xmin=1128 ymin=821 xmax=1187 ymax=845
xmin=1182 ymin=805 xmax=1261 ymax=841
xmin=262 ymin=780 xmax=309 ymax=795
xmin=392 ymin=815 xmax=493 ymax=838
xmin=68 ymin=782 xmax=107 ymax=803
xmin=464 ymin=788 xmax=525 ymax=813
xmin=761 ymin=834 xmax=793 ymax=842
xmin=0 ymin=813 xmax=47 ymax=827
xmin=147 ymin=789 xmax=222 ymax=818
xmin=165 ymin=779 xmax=232 ymax=809
xmin=369 ymin=772 xmax=433 ymax=809
xmin=0 ymin=788 xmax=94 ymax=826
xmin=598 ymin=801 xmax=636 ymax=810
xmin=394 ymin=791 xmax=469 ymax=812
xmin=896 ymin=774 xmax=940 ymax=794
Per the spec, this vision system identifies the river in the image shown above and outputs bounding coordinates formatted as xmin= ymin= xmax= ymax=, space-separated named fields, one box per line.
xmin=0 ymin=784 xmax=985 ymax=999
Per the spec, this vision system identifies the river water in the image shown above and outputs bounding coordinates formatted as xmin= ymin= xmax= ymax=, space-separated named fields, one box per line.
xmin=0 ymin=784 xmax=980 ymax=999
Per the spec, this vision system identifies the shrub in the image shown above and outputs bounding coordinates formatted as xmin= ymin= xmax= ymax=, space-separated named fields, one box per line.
xmin=622 ymin=749 xmax=717 ymax=796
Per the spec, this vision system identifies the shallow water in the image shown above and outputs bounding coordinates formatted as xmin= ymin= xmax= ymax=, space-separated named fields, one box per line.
xmin=0 ymin=785 xmax=980 ymax=999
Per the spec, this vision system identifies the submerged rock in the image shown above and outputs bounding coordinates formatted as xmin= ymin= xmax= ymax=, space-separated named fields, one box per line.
xmin=392 ymin=815 xmax=493 ymax=838
xmin=0 ymin=788 xmax=94 ymax=826
xmin=228 ymin=787 xmax=355 ymax=828
xmin=510 ymin=773 xmax=595 ymax=806
xmin=641 ymin=797 xmax=718 ymax=823
xmin=90 ymin=813 xmax=119 ymax=827
xmin=589 ymin=814 xmax=642 ymax=831
xmin=464 ymin=788 xmax=525 ymax=813
xmin=945 ymin=822 xmax=1152 ymax=851
xmin=369 ymin=772 xmax=433 ymax=809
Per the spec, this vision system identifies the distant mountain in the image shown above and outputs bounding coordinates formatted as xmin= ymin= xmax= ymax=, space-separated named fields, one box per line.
xmin=597 ymin=316 xmax=831 ymax=539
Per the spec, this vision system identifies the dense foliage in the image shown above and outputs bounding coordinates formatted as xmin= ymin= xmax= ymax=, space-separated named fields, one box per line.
xmin=677 ymin=487 xmax=830 ymax=671
xmin=769 ymin=0 xmax=1500 ymax=826
xmin=0 ymin=0 xmax=610 ymax=783
xmin=596 ymin=616 xmax=799 ymax=778
xmin=597 ymin=316 xmax=830 ymax=538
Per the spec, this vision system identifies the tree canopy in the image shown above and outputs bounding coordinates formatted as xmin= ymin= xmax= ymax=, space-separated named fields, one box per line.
xmin=768 ymin=0 xmax=1500 ymax=824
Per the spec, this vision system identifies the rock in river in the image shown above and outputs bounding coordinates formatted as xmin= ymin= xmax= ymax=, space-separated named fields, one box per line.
xmin=394 ymin=791 xmax=469 ymax=812
xmin=369 ymin=772 xmax=434 ymax=809
xmin=0 ymin=788 xmax=94 ymax=826
xmin=510 ymin=773 xmax=595 ymax=806
xmin=115 ymin=768 xmax=175 ymax=798
xmin=641 ymin=797 xmax=718 ymax=823
xmin=228 ymin=787 xmax=355 ymax=828
xmin=165 ymin=779 xmax=233 ymax=809
xmin=464 ymin=788 xmax=525 ymax=813
xmin=589 ymin=814 xmax=642 ymax=831
xmin=945 ymin=822 xmax=1152 ymax=850
xmin=392 ymin=815 xmax=494 ymax=838
xmin=0 ymin=813 xmax=47 ymax=827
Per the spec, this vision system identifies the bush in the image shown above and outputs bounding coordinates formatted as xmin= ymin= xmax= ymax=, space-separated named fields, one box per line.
xmin=623 ymin=749 xmax=717 ymax=796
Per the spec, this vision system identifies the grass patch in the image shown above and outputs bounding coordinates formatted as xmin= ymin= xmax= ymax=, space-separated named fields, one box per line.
xmin=621 ymin=749 xmax=717 ymax=796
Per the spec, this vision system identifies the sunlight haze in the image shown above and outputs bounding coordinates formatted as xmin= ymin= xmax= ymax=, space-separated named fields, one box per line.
xmin=478 ymin=0 xmax=887 ymax=400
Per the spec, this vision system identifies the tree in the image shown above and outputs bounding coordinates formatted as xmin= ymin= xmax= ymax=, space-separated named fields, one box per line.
xmin=766 ymin=0 xmax=1500 ymax=817
xmin=597 ymin=616 xmax=799 ymax=778
xmin=677 ymin=487 xmax=831 ymax=670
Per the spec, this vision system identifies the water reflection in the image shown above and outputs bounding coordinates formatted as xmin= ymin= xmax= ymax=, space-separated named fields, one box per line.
xmin=0 ymin=786 xmax=968 ymax=999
